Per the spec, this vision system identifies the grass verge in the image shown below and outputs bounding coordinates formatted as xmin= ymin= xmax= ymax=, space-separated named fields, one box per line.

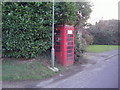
xmin=86 ymin=45 xmax=118 ymax=53
xmin=2 ymin=58 xmax=63 ymax=81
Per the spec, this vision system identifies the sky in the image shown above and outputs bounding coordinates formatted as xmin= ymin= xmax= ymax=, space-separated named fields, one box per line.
xmin=88 ymin=0 xmax=119 ymax=25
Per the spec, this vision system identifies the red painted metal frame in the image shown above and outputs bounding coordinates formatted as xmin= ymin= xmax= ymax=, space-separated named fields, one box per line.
xmin=54 ymin=24 xmax=74 ymax=66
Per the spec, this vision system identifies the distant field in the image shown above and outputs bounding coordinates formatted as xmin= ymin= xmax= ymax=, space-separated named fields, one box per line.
xmin=86 ymin=45 xmax=118 ymax=53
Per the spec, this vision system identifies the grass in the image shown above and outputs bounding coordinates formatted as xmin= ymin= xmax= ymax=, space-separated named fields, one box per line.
xmin=86 ymin=45 xmax=118 ymax=53
xmin=2 ymin=58 xmax=63 ymax=81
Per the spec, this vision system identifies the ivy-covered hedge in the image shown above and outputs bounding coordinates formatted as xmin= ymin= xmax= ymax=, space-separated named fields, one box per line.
xmin=2 ymin=2 xmax=78 ymax=58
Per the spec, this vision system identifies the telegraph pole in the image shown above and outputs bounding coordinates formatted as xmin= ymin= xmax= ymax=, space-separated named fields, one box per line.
xmin=51 ymin=0 xmax=55 ymax=68
xmin=49 ymin=0 xmax=58 ymax=71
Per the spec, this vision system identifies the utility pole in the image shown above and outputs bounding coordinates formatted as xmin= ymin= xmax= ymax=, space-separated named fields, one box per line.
xmin=51 ymin=0 xmax=55 ymax=68
xmin=49 ymin=0 xmax=58 ymax=72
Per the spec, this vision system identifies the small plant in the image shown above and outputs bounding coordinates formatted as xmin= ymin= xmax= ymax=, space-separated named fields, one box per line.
xmin=74 ymin=31 xmax=87 ymax=62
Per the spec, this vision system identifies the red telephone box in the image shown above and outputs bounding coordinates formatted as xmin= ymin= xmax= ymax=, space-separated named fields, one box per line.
xmin=54 ymin=24 xmax=74 ymax=66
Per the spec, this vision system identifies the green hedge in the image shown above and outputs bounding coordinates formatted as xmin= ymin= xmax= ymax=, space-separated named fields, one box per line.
xmin=2 ymin=2 xmax=77 ymax=58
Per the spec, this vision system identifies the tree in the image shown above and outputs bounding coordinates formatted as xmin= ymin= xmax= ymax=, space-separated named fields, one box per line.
xmin=88 ymin=19 xmax=119 ymax=45
xmin=74 ymin=2 xmax=92 ymax=61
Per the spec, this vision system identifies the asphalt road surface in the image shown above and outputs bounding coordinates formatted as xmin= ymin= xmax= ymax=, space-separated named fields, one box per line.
xmin=42 ymin=54 xmax=118 ymax=88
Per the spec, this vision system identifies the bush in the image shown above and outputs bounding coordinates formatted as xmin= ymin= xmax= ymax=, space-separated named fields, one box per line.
xmin=54 ymin=2 xmax=78 ymax=25
xmin=74 ymin=31 xmax=87 ymax=62
xmin=2 ymin=2 xmax=78 ymax=59
xmin=74 ymin=27 xmax=93 ymax=62
xmin=2 ymin=2 xmax=92 ymax=59
xmin=82 ymin=30 xmax=94 ymax=45
xmin=2 ymin=2 xmax=54 ymax=58
xmin=88 ymin=20 xmax=118 ymax=45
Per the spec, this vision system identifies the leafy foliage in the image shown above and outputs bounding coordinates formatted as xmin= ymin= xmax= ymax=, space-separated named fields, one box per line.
xmin=74 ymin=31 xmax=87 ymax=62
xmin=82 ymin=30 xmax=93 ymax=45
xmin=74 ymin=2 xmax=92 ymax=61
xmin=75 ymin=2 xmax=92 ymax=27
xmin=2 ymin=2 xmax=77 ymax=58
xmin=2 ymin=2 xmax=92 ymax=59
xmin=88 ymin=20 xmax=119 ymax=45
xmin=2 ymin=2 xmax=53 ymax=58
xmin=54 ymin=2 xmax=78 ymax=25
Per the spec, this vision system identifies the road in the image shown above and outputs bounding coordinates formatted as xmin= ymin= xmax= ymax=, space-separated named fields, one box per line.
xmin=41 ymin=51 xmax=118 ymax=88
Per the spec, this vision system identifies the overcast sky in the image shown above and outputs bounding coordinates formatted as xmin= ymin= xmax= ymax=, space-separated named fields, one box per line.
xmin=88 ymin=0 xmax=119 ymax=25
